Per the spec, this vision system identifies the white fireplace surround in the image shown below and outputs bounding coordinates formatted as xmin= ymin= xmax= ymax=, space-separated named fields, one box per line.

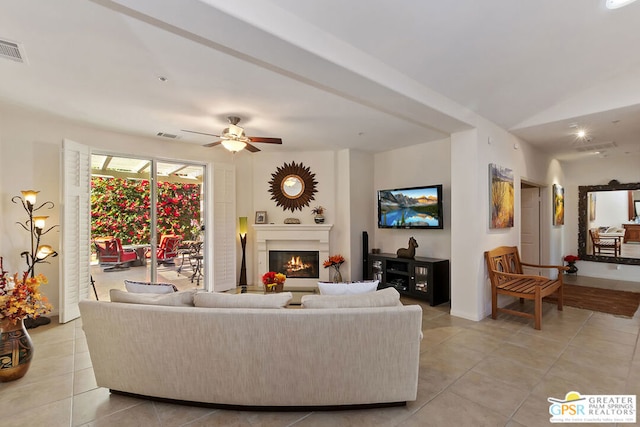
xmin=253 ymin=224 xmax=333 ymax=288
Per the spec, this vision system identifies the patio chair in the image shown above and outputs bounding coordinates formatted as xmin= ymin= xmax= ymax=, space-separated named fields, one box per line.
xmin=156 ymin=234 xmax=183 ymax=265
xmin=94 ymin=236 xmax=137 ymax=271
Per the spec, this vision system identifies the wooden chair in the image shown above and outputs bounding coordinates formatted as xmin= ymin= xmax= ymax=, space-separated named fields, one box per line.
xmin=589 ymin=228 xmax=621 ymax=257
xmin=484 ymin=246 xmax=567 ymax=330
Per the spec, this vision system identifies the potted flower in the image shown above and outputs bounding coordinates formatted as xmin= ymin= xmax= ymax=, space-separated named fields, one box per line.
xmin=262 ymin=271 xmax=286 ymax=293
xmin=323 ymin=254 xmax=345 ymax=283
xmin=563 ymin=255 xmax=579 ymax=275
xmin=1 ymin=256 xmax=52 ymax=382
xmin=311 ymin=206 xmax=325 ymax=224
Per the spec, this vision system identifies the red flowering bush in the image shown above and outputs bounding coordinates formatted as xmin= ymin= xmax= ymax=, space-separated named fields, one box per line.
xmin=91 ymin=177 xmax=201 ymax=245
xmin=563 ymin=255 xmax=580 ymax=263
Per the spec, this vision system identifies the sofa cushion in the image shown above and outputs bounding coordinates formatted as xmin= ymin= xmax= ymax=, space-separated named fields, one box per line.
xmin=110 ymin=289 xmax=195 ymax=306
xmin=318 ymin=280 xmax=379 ymax=295
xmin=124 ymin=280 xmax=178 ymax=294
xmin=194 ymin=292 xmax=293 ymax=309
xmin=301 ymin=287 xmax=400 ymax=308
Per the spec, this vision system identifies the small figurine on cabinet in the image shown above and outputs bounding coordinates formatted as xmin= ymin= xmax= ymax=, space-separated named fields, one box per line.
xmin=396 ymin=237 xmax=418 ymax=259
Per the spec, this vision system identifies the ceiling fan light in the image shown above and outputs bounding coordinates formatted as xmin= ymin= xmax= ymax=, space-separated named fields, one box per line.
xmin=221 ymin=139 xmax=247 ymax=153
xmin=606 ymin=0 xmax=638 ymax=9
xmin=228 ymin=123 xmax=244 ymax=138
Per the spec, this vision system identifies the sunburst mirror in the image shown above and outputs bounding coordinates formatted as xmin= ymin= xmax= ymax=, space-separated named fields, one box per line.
xmin=268 ymin=161 xmax=317 ymax=212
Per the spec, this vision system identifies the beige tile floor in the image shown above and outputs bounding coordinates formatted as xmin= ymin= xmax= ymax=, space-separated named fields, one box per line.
xmin=1 ymin=279 xmax=639 ymax=427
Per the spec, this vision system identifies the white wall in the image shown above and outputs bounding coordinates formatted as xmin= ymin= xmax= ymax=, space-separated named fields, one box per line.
xmin=562 ymin=154 xmax=640 ymax=281
xmin=0 ymin=104 xmax=232 ymax=314
xmin=373 ymin=138 xmax=452 ymax=260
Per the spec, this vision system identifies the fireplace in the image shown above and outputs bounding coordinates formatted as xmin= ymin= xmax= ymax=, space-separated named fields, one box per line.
xmin=269 ymin=251 xmax=319 ymax=278
xmin=254 ymin=224 xmax=333 ymax=287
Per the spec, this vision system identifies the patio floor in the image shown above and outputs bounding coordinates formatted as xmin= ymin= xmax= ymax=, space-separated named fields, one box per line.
xmin=89 ymin=257 xmax=202 ymax=301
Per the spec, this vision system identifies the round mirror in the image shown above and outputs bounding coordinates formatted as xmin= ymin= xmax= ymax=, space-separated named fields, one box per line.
xmin=269 ymin=161 xmax=318 ymax=212
xmin=281 ymin=175 xmax=304 ymax=199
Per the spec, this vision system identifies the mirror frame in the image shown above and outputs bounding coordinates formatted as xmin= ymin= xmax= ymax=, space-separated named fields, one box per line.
xmin=268 ymin=161 xmax=318 ymax=212
xmin=578 ymin=181 xmax=640 ymax=266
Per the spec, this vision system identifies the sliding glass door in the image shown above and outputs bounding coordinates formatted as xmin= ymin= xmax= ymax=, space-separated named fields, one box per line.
xmin=90 ymin=154 xmax=204 ymax=298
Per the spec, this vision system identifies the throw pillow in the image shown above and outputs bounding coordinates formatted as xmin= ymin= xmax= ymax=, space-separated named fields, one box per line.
xmin=124 ymin=279 xmax=178 ymax=294
xmin=194 ymin=292 xmax=293 ymax=309
xmin=301 ymin=287 xmax=400 ymax=309
xmin=110 ymin=289 xmax=196 ymax=306
xmin=318 ymin=280 xmax=379 ymax=295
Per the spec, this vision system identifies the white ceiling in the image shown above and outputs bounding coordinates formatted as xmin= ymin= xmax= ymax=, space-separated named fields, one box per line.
xmin=1 ymin=0 xmax=639 ymax=160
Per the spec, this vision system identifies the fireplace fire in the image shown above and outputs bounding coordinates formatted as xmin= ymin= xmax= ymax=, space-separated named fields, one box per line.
xmin=269 ymin=250 xmax=319 ymax=278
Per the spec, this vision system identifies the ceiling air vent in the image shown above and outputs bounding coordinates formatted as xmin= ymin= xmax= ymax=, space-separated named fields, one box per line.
xmin=156 ymin=132 xmax=179 ymax=139
xmin=0 ymin=39 xmax=25 ymax=63
xmin=575 ymin=141 xmax=617 ymax=152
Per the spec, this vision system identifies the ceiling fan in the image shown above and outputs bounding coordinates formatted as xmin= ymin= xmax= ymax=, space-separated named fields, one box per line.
xmin=181 ymin=116 xmax=282 ymax=153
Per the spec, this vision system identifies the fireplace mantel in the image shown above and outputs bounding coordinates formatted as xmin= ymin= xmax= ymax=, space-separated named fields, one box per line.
xmin=253 ymin=224 xmax=333 ymax=287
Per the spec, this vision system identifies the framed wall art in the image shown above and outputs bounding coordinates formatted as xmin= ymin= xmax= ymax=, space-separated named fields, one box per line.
xmin=489 ymin=163 xmax=514 ymax=229
xmin=553 ymin=184 xmax=564 ymax=226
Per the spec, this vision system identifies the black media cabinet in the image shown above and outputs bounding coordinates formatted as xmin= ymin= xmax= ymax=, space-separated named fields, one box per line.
xmin=368 ymin=253 xmax=450 ymax=306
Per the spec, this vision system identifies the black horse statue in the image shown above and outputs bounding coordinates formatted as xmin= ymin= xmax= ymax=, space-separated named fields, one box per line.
xmin=396 ymin=237 xmax=418 ymax=259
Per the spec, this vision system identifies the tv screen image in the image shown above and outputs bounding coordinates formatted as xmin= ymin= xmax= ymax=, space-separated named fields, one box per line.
xmin=378 ymin=185 xmax=443 ymax=229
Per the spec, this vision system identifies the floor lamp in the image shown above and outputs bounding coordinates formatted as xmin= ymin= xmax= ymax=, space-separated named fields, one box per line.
xmin=239 ymin=217 xmax=248 ymax=292
xmin=12 ymin=190 xmax=59 ymax=328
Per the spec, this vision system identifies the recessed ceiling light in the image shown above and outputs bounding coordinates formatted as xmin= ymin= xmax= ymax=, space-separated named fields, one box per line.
xmin=606 ymin=0 xmax=638 ymax=9
xmin=157 ymin=76 xmax=168 ymax=82
xmin=577 ymin=130 xmax=586 ymax=138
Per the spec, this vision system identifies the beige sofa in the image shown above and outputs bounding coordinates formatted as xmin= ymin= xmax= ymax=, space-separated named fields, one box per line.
xmin=78 ymin=288 xmax=422 ymax=409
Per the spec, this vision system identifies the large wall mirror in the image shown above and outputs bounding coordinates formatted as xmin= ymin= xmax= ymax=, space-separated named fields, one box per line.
xmin=268 ymin=161 xmax=318 ymax=212
xmin=578 ymin=181 xmax=640 ymax=265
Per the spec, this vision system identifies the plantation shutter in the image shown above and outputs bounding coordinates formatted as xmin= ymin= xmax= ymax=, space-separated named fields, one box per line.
xmin=212 ymin=162 xmax=236 ymax=292
xmin=60 ymin=139 xmax=91 ymax=322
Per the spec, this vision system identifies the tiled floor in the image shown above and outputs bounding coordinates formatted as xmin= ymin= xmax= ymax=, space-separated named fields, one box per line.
xmin=1 ymin=280 xmax=639 ymax=427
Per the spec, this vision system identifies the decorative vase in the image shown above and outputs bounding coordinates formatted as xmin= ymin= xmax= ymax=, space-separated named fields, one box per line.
xmin=0 ymin=318 xmax=34 ymax=382
xmin=314 ymin=214 xmax=325 ymax=224
xmin=332 ymin=265 xmax=343 ymax=283
xmin=264 ymin=282 xmax=284 ymax=293
xmin=566 ymin=262 xmax=578 ymax=275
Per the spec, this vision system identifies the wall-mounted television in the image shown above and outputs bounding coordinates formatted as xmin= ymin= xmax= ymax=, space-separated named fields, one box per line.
xmin=377 ymin=184 xmax=443 ymax=229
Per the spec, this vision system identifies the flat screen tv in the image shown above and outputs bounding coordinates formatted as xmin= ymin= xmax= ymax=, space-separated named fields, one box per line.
xmin=377 ymin=184 xmax=443 ymax=229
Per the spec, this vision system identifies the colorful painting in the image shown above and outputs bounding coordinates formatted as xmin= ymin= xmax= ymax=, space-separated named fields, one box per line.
xmin=589 ymin=193 xmax=596 ymax=221
xmin=553 ymin=184 xmax=564 ymax=226
xmin=489 ymin=164 xmax=514 ymax=229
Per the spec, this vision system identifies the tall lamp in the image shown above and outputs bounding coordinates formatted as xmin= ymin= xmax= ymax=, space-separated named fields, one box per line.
xmin=238 ymin=217 xmax=248 ymax=292
xmin=12 ymin=190 xmax=58 ymax=328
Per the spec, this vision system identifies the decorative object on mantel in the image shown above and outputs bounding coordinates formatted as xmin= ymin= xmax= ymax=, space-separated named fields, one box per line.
xmin=323 ymin=254 xmax=345 ymax=283
xmin=396 ymin=237 xmax=418 ymax=259
xmin=262 ymin=271 xmax=286 ymax=293
xmin=255 ymin=211 xmax=267 ymax=224
xmin=284 ymin=218 xmax=300 ymax=224
xmin=11 ymin=190 xmax=58 ymax=329
xmin=268 ymin=161 xmax=318 ymax=212
xmin=311 ymin=206 xmax=325 ymax=224
xmin=1 ymin=257 xmax=52 ymax=382
xmin=238 ymin=217 xmax=248 ymax=292
xmin=564 ymin=255 xmax=579 ymax=275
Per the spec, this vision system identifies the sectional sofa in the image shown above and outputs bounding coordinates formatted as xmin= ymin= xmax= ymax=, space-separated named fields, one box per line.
xmin=79 ymin=288 xmax=423 ymax=409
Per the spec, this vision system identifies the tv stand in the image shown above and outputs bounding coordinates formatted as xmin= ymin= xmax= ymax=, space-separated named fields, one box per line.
xmin=368 ymin=253 xmax=449 ymax=306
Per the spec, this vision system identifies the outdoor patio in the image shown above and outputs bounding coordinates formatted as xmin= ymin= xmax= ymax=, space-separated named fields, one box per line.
xmin=89 ymin=257 xmax=203 ymax=301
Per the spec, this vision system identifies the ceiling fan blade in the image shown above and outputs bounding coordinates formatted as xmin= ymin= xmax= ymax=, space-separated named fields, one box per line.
xmin=203 ymin=141 xmax=222 ymax=148
xmin=244 ymin=142 xmax=261 ymax=152
xmin=182 ymin=129 xmax=221 ymax=138
xmin=249 ymin=136 xmax=282 ymax=144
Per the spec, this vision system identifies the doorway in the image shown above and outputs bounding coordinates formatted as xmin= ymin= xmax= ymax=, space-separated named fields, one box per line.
xmin=90 ymin=154 xmax=205 ymax=299
xmin=521 ymin=182 xmax=541 ymax=275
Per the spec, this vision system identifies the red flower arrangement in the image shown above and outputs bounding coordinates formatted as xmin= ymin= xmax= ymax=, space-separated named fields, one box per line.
xmin=262 ymin=271 xmax=286 ymax=292
xmin=563 ymin=255 xmax=580 ymax=263
xmin=323 ymin=254 xmax=345 ymax=268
